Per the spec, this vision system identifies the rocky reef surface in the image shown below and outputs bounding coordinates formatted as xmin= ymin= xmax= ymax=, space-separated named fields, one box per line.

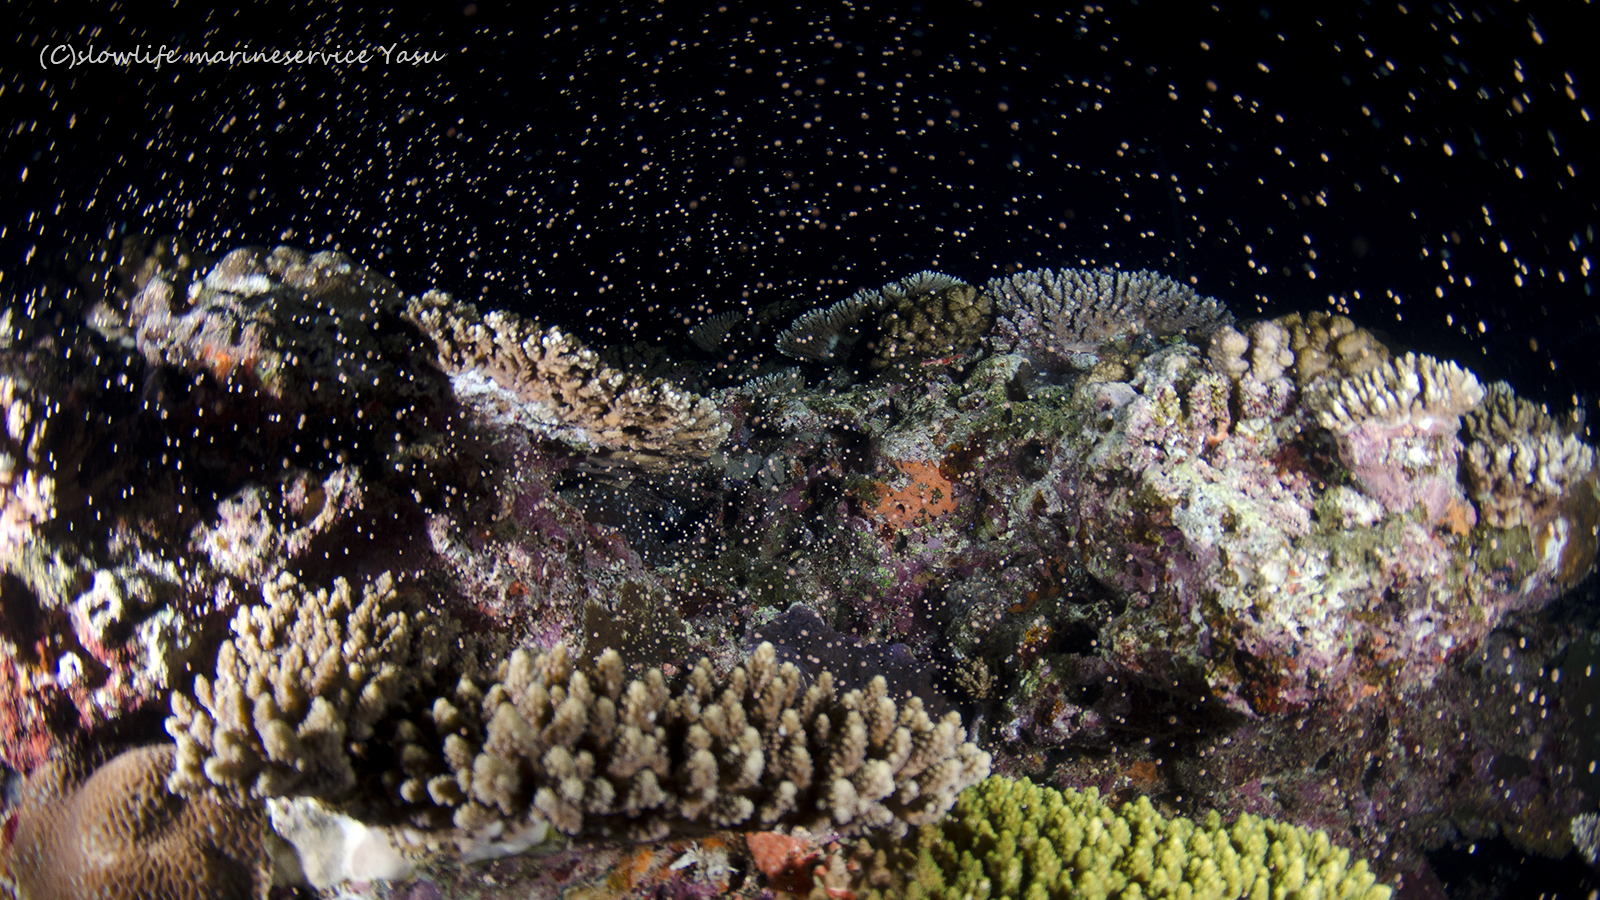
xmin=0 ymin=237 xmax=1595 ymax=898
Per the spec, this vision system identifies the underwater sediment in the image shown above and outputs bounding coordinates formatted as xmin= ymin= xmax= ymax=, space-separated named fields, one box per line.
xmin=0 ymin=237 xmax=1595 ymax=897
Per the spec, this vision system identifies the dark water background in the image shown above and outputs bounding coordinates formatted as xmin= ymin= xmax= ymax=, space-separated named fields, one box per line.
xmin=5 ymin=1 xmax=1597 ymax=411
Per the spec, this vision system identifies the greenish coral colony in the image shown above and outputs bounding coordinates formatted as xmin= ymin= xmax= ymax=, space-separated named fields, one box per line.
xmin=873 ymin=776 xmax=1391 ymax=900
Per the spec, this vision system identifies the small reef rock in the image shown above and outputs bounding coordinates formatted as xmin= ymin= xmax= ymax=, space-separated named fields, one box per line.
xmin=4 ymin=242 xmax=1595 ymax=896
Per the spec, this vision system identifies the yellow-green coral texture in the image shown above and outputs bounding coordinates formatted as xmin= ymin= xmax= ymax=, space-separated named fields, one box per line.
xmin=881 ymin=776 xmax=1391 ymax=900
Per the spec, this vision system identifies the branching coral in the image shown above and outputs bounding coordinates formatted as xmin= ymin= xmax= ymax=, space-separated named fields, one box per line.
xmin=166 ymin=570 xmax=463 ymax=801
xmin=988 ymin=267 xmax=1232 ymax=365
xmin=1303 ymin=351 xmax=1484 ymax=435
xmin=388 ymin=641 xmax=990 ymax=840
xmin=1462 ymin=380 xmax=1598 ymax=529
xmin=162 ymin=565 xmax=988 ymax=847
xmin=405 ymin=291 xmax=728 ymax=468
xmin=842 ymin=776 xmax=1392 ymax=900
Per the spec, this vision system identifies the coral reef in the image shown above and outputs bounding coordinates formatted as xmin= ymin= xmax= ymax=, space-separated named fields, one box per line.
xmin=5 ymin=239 xmax=1598 ymax=897
xmin=1461 ymin=381 xmax=1599 ymax=581
xmin=0 ymin=241 xmax=476 ymax=774
xmin=1052 ymin=338 xmax=1572 ymax=709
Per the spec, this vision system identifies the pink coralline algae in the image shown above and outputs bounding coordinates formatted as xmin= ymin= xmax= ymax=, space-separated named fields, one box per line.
xmin=2 ymin=246 xmax=1595 ymax=895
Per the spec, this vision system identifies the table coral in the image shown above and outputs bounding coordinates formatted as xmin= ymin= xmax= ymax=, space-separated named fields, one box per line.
xmin=988 ymin=267 xmax=1233 ymax=368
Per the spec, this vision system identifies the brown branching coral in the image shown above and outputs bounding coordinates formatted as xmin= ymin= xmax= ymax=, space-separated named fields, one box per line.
xmin=389 ymin=642 xmax=991 ymax=841
xmin=987 ymin=267 xmax=1232 ymax=365
xmin=1462 ymin=381 xmax=1598 ymax=529
xmin=404 ymin=291 xmax=729 ymax=468
xmin=163 ymin=569 xmax=989 ymax=848
xmin=1275 ymin=311 xmax=1390 ymax=385
xmin=0 ymin=744 xmax=268 ymax=900
xmin=1303 ymin=351 xmax=1485 ymax=435
xmin=166 ymin=570 xmax=463 ymax=802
